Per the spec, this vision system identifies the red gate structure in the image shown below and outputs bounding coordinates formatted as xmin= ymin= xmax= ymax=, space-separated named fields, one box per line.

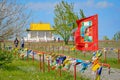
xmin=74 ymin=14 xmax=98 ymax=51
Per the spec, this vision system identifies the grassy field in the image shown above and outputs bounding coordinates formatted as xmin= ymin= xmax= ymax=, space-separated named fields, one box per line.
xmin=0 ymin=40 xmax=120 ymax=80
xmin=1 ymin=40 xmax=120 ymax=69
xmin=0 ymin=58 xmax=89 ymax=80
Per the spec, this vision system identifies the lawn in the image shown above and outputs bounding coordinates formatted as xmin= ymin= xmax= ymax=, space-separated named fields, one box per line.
xmin=0 ymin=40 xmax=120 ymax=80
xmin=1 ymin=40 xmax=120 ymax=69
xmin=0 ymin=59 xmax=89 ymax=80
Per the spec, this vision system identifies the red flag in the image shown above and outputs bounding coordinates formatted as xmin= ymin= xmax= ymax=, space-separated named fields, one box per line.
xmin=74 ymin=14 xmax=98 ymax=51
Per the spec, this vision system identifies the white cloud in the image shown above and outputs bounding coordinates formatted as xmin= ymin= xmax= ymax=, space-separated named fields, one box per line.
xmin=74 ymin=0 xmax=113 ymax=9
xmin=96 ymin=1 xmax=113 ymax=8
xmin=26 ymin=0 xmax=114 ymax=15
xmin=26 ymin=2 xmax=57 ymax=12
xmin=27 ymin=1 xmax=113 ymax=12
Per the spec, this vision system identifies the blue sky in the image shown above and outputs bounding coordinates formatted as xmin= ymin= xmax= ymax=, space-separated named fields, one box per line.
xmin=23 ymin=0 xmax=120 ymax=40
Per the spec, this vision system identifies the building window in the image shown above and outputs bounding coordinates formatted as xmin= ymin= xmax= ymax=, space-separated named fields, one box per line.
xmin=38 ymin=31 xmax=44 ymax=37
xmin=31 ymin=31 xmax=37 ymax=38
xmin=46 ymin=31 xmax=52 ymax=38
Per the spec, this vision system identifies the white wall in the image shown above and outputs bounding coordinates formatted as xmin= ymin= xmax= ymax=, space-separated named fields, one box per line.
xmin=26 ymin=31 xmax=53 ymax=42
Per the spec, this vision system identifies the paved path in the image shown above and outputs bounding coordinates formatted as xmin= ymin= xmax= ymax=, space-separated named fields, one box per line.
xmin=71 ymin=65 xmax=120 ymax=80
xmin=33 ymin=53 xmax=120 ymax=80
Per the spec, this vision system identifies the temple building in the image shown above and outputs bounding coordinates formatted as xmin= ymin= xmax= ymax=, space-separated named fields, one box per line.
xmin=25 ymin=23 xmax=54 ymax=42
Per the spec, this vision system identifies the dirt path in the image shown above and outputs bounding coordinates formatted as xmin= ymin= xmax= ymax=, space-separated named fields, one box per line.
xmin=33 ymin=53 xmax=120 ymax=80
xmin=72 ymin=65 xmax=120 ymax=80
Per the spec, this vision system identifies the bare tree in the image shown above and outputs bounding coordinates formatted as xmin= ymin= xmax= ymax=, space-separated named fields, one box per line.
xmin=0 ymin=0 xmax=30 ymax=40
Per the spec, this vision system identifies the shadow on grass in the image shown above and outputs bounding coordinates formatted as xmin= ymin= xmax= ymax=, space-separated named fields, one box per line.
xmin=0 ymin=59 xmax=38 ymax=73
xmin=0 ymin=64 xmax=20 ymax=71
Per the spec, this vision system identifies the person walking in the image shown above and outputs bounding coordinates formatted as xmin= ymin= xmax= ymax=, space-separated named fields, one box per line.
xmin=14 ymin=38 xmax=19 ymax=48
xmin=20 ymin=37 xmax=24 ymax=49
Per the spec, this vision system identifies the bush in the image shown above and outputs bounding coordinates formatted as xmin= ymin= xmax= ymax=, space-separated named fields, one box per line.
xmin=0 ymin=49 xmax=13 ymax=66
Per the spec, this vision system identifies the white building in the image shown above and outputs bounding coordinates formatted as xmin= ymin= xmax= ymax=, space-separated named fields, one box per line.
xmin=25 ymin=23 xmax=54 ymax=42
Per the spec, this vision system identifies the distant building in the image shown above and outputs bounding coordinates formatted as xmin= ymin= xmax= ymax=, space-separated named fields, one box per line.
xmin=25 ymin=23 xmax=54 ymax=42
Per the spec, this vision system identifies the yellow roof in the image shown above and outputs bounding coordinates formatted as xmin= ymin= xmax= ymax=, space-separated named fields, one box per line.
xmin=30 ymin=23 xmax=53 ymax=31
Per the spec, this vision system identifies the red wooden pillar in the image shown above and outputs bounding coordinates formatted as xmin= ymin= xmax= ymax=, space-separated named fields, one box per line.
xmin=39 ymin=54 xmax=42 ymax=71
xmin=74 ymin=64 xmax=76 ymax=80
xmin=43 ymin=53 xmax=45 ymax=72
xmin=48 ymin=59 xmax=50 ymax=72
xmin=118 ymin=49 xmax=120 ymax=63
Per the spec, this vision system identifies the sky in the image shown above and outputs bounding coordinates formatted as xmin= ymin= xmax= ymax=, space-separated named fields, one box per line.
xmin=22 ymin=0 xmax=120 ymax=40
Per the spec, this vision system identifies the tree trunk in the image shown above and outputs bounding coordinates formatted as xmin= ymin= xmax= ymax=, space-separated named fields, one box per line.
xmin=65 ymin=41 xmax=68 ymax=45
xmin=64 ymin=38 xmax=69 ymax=45
xmin=0 ymin=42 xmax=1 ymax=49
xmin=72 ymin=36 xmax=74 ymax=45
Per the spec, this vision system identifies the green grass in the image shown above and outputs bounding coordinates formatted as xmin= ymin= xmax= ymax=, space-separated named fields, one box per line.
xmin=0 ymin=59 xmax=89 ymax=80
xmin=100 ymin=58 xmax=120 ymax=69
xmin=1 ymin=40 xmax=120 ymax=69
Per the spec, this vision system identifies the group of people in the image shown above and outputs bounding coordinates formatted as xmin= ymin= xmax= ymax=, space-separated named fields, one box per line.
xmin=53 ymin=37 xmax=60 ymax=42
xmin=14 ymin=37 xmax=24 ymax=48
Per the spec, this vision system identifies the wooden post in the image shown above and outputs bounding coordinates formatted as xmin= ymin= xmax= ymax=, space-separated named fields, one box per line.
xmin=29 ymin=42 xmax=30 ymax=49
xmin=39 ymin=44 xmax=40 ymax=51
xmin=59 ymin=63 xmax=62 ymax=77
xmin=32 ymin=52 xmax=34 ymax=62
xmin=83 ymin=51 xmax=86 ymax=57
xmin=84 ymin=52 xmax=86 ymax=57
xmin=46 ymin=45 xmax=47 ymax=52
xmin=22 ymin=55 xmax=24 ymax=60
xmin=43 ymin=53 xmax=45 ymax=72
xmin=48 ymin=59 xmax=50 ymax=72
xmin=104 ymin=51 xmax=107 ymax=63
xmin=18 ymin=53 xmax=20 ymax=58
xmin=27 ymin=50 xmax=29 ymax=61
xmin=38 ymin=43 xmax=39 ymax=50
xmin=68 ymin=47 xmax=69 ymax=54
xmin=44 ymin=45 xmax=46 ymax=52
xmin=62 ymin=46 xmax=64 ymax=54
xmin=118 ymin=49 xmax=120 ymax=63
xmin=53 ymin=45 xmax=54 ymax=52
xmin=68 ymin=47 xmax=70 ymax=54
xmin=75 ymin=51 xmax=77 ymax=57
xmin=39 ymin=54 xmax=42 ymax=71
xmin=43 ymin=45 xmax=44 ymax=51
xmin=74 ymin=64 xmax=76 ymax=80
xmin=49 ymin=45 xmax=50 ymax=52
xmin=27 ymin=42 xmax=29 ymax=49
xmin=14 ymin=52 xmax=16 ymax=57
xmin=58 ymin=46 xmax=59 ymax=53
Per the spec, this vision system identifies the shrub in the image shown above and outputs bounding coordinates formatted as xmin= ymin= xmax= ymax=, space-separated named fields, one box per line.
xmin=0 ymin=49 xmax=13 ymax=66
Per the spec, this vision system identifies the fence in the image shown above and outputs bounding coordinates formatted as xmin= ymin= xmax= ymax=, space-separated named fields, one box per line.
xmin=1 ymin=40 xmax=120 ymax=80
xmin=0 ymin=40 xmax=120 ymax=63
